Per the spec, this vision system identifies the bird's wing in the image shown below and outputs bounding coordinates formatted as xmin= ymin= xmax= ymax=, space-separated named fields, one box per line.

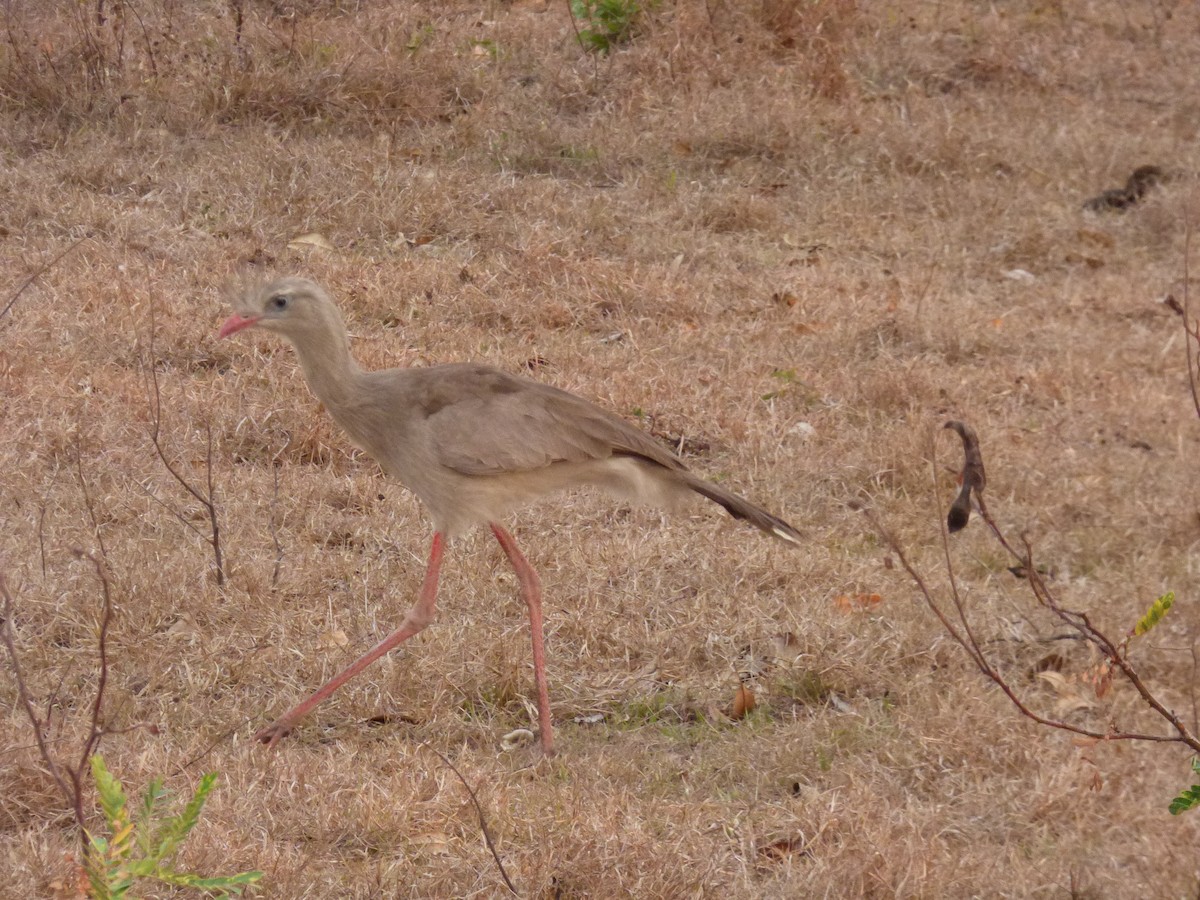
xmin=420 ymin=365 xmax=686 ymax=476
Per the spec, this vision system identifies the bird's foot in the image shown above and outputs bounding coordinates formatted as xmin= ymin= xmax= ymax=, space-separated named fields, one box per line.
xmin=254 ymin=720 xmax=295 ymax=748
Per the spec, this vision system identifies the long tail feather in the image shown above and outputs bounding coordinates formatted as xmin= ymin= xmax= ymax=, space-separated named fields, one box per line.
xmin=683 ymin=474 xmax=803 ymax=546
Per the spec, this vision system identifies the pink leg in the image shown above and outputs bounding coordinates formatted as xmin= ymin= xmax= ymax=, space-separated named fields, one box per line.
xmin=490 ymin=523 xmax=554 ymax=755
xmin=256 ymin=532 xmax=446 ymax=747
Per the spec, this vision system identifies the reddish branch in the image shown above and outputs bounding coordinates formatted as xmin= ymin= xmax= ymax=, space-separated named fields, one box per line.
xmin=1 ymin=548 xmax=118 ymax=850
xmin=139 ymin=297 xmax=226 ymax=587
xmin=866 ymin=421 xmax=1200 ymax=753
xmin=0 ymin=237 xmax=87 ymax=324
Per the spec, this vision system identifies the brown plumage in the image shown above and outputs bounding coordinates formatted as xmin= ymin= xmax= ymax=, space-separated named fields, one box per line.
xmin=220 ymin=277 xmax=801 ymax=753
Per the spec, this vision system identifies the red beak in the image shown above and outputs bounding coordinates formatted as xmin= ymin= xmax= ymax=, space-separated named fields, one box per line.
xmin=218 ymin=313 xmax=261 ymax=339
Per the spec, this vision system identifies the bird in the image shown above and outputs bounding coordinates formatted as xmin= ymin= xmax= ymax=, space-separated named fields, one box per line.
xmin=219 ymin=277 xmax=802 ymax=754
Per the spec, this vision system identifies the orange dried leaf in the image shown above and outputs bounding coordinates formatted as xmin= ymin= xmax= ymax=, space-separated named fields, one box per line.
xmin=731 ymin=684 xmax=756 ymax=719
xmin=757 ymin=835 xmax=810 ymax=863
xmin=834 ymin=593 xmax=884 ymax=611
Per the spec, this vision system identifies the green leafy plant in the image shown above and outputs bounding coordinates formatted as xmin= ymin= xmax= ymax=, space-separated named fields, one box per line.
xmin=1134 ymin=591 xmax=1174 ymax=636
xmin=1171 ymin=758 xmax=1200 ymax=815
xmin=569 ymin=0 xmax=642 ymax=54
xmin=85 ymin=755 xmax=262 ymax=899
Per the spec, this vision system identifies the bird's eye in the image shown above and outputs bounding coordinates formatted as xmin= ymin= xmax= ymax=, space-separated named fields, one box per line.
xmin=269 ymin=294 xmax=289 ymax=311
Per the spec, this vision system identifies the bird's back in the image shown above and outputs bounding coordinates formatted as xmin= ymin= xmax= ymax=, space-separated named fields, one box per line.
xmin=332 ymin=363 xmax=692 ymax=535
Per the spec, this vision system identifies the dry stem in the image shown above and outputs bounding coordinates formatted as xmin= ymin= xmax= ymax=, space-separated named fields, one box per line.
xmin=867 ymin=423 xmax=1200 ymax=752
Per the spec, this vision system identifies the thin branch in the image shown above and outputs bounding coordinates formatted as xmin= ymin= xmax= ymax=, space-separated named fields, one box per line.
xmin=74 ymin=440 xmax=108 ymax=559
xmin=138 ymin=294 xmax=226 ymax=586
xmin=74 ymin=548 xmax=114 ymax=779
xmin=132 ymin=478 xmax=210 ymax=541
xmin=204 ymin=420 xmax=225 ymax=584
xmin=931 ymin=431 xmax=990 ymax=670
xmin=0 ymin=569 xmax=78 ymax=826
xmin=866 ymin=507 xmax=1188 ymax=745
xmin=416 ymin=742 xmax=519 ymax=897
xmin=564 ymin=0 xmax=598 ymax=79
xmin=0 ymin=237 xmax=87 ymax=323
xmin=1181 ymin=221 xmax=1199 ymax=420
xmin=269 ymin=462 xmax=284 ymax=588
xmin=36 ymin=504 xmax=48 ymax=579
xmin=864 ymin=419 xmax=1200 ymax=753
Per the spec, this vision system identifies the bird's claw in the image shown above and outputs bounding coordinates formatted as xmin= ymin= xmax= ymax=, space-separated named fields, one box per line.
xmin=254 ymin=721 xmax=294 ymax=748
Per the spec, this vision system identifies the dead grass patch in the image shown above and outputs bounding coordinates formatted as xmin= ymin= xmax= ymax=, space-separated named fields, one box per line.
xmin=2 ymin=0 xmax=1200 ymax=896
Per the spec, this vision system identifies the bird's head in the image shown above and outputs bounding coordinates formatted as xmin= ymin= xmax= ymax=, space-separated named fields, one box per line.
xmin=218 ymin=277 xmax=342 ymax=343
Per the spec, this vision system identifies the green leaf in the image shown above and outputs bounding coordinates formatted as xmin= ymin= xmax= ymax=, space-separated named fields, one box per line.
xmin=1170 ymin=785 xmax=1200 ymax=814
xmin=138 ymin=777 xmax=168 ymax=856
xmin=1135 ymin=591 xmax=1175 ymax=636
xmin=1169 ymin=757 xmax=1200 ymax=815
xmin=91 ymin=755 xmax=129 ymax=832
xmin=158 ymin=870 xmax=265 ymax=890
xmin=85 ymin=763 xmax=261 ymax=897
xmin=152 ymin=772 xmax=218 ymax=861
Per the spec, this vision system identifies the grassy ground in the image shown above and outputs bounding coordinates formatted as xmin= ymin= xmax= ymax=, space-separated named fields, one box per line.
xmin=2 ymin=0 xmax=1200 ymax=896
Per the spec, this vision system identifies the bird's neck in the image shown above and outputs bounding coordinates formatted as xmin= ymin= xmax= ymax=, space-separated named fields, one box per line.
xmin=290 ymin=329 xmax=365 ymax=409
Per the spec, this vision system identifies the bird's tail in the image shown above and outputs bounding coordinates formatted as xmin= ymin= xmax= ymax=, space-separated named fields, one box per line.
xmin=682 ymin=473 xmax=803 ymax=547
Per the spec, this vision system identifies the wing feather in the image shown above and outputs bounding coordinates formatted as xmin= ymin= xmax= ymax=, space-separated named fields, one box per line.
xmin=420 ymin=365 xmax=685 ymax=476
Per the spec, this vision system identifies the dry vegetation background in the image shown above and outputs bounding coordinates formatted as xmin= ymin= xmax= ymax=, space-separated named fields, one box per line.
xmin=2 ymin=0 xmax=1200 ymax=896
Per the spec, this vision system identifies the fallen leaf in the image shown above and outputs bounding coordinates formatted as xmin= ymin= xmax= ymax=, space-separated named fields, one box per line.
xmin=770 ymin=631 xmax=802 ymax=661
xmin=834 ymin=593 xmax=883 ymax=611
xmin=362 ymin=712 xmax=420 ymax=727
xmin=731 ymin=684 xmax=756 ymax=719
xmin=1082 ymin=659 xmax=1114 ymax=699
xmin=1030 ymin=652 xmax=1066 ymax=675
xmin=287 ymin=232 xmax=335 ymax=252
xmin=411 ymin=832 xmax=452 ymax=854
xmin=1037 ymin=671 xmax=1096 ymax=715
xmin=1076 ymin=228 xmax=1116 ymax=249
xmin=828 ymin=693 xmax=857 ymax=715
xmin=318 ymin=628 xmax=350 ymax=649
xmin=500 ymin=728 xmax=536 ymax=751
xmin=944 ymin=421 xmax=985 ymax=532
xmin=1064 ymin=251 xmax=1105 ymax=269
xmin=165 ymin=615 xmax=200 ymax=642
xmin=757 ymin=834 xmax=811 ymax=864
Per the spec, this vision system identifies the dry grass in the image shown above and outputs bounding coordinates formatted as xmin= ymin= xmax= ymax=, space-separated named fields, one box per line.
xmin=2 ymin=0 xmax=1200 ymax=896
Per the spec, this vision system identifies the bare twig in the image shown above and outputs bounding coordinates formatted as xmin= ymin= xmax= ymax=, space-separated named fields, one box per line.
xmin=0 ymin=569 xmax=79 ymax=830
xmin=269 ymin=462 xmax=284 ymax=588
xmin=0 ymin=539 xmax=122 ymax=851
xmin=864 ymin=422 xmax=1200 ymax=752
xmin=1181 ymin=223 xmax=1199 ymax=420
xmin=564 ymin=0 xmax=598 ymax=79
xmin=139 ymin=296 xmax=226 ymax=586
xmin=0 ymin=237 xmax=87 ymax=323
xmin=416 ymin=742 xmax=519 ymax=897
xmin=75 ymin=548 xmax=115 ymax=783
xmin=36 ymin=504 xmax=48 ymax=579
